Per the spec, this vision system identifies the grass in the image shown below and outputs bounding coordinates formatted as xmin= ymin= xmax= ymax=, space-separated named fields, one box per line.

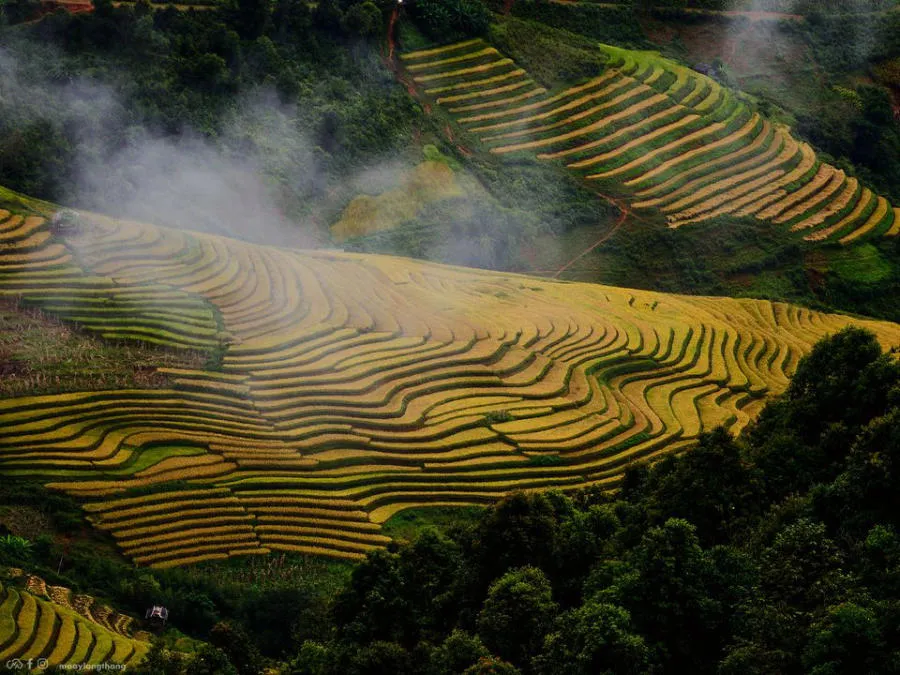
xmin=0 ymin=299 xmax=208 ymax=399
xmin=101 ymin=446 xmax=213 ymax=477
xmin=380 ymin=505 xmax=486 ymax=541
xmin=331 ymin=161 xmax=465 ymax=243
xmin=171 ymin=550 xmax=354 ymax=594
xmin=827 ymin=243 xmax=894 ymax=283
xmin=488 ymin=17 xmax=610 ymax=90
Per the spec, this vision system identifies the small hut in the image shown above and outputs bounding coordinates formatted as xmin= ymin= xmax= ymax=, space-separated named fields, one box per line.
xmin=49 ymin=209 xmax=83 ymax=235
xmin=145 ymin=605 xmax=169 ymax=627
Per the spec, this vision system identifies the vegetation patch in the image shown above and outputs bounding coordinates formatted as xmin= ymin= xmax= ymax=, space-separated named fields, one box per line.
xmin=0 ymin=298 xmax=206 ymax=397
xmin=827 ymin=242 xmax=894 ymax=283
xmin=331 ymin=158 xmax=465 ymax=243
xmin=381 ymin=505 xmax=486 ymax=542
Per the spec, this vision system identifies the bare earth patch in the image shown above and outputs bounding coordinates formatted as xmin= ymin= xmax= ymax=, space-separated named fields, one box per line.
xmin=0 ymin=297 xmax=207 ymax=397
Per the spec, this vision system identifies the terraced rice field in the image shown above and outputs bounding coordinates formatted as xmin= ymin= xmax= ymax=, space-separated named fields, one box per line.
xmin=1 ymin=208 xmax=900 ymax=567
xmin=0 ymin=571 xmax=148 ymax=670
xmin=401 ymin=41 xmax=900 ymax=244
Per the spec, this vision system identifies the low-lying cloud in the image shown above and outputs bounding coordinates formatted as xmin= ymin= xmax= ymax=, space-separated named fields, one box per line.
xmin=0 ymin=42 xmax=325 ymax=248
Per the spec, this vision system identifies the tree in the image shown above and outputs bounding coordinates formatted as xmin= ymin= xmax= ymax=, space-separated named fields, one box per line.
xmin=759 ymin=519 xmax=848 ymax=613
xmin=642 ymin=428 xmax=764 ymax=545
xmin=477 ymin=567 xmax=558 ymax=668
xmin=286 ymin=641 xmax=331 ymax=675
xmin=190 ymin=645 xmax=239 ymax=675
xmin=819 ymin=409 xmax=900 ymax=534
xmin=802 ymin=603 xmax=887 ymax=675
xmin=463 ymin=656 xmax=522 ymax=675
xmin=725 ymin=519 xmax=852 ymax=673
xmin=208 ymin=621 xmax=263 ymax=675
xmin=412 ymin=0 xmax=491 ymax=42
xmin=471 ymin=492 xmax=558 ymax=588
xmin=747 ymin=328 xmax=900 ymax=499
xmin=130 ymin=642 xmax=189 ymax=675
xmin=240 ymin=586 xmax=326 ymax=656
xmin=768 ymin=327 xmax=895 ymax=444
xmin=340 ymin=1 xmax=381 ymax=37
xmin=332 ymin=549 xmax=408 ymax=644
xmin=313 ymin=0 xmax=343 ymax=30
xmin=234 ymin=0 xmax=272 ymax=39
xmin=551 ymin=503 xmax=621 ymax=606
xmin=429 ymin=630 xmax=490 ymax=675
xmin=395 ymin=528 xmax=463 ymax=643
xmin=345 ymin=641 xmax=413 ymax=675
xmin=535 ymin=602 xmax=650 ymax=675
xmin=860 ymin=525 xmax=900 ymax=598
xmin=602 ymin=519 xmax=729 ymax=671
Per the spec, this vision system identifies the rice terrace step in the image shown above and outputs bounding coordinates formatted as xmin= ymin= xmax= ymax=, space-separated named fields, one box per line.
xmin=401 ymin=39 xmax=900 ymax=243
xmin=1 ymin=206 xmax=899 ymax=568
xmin=0 ymin=569 xmax=149 ymax=670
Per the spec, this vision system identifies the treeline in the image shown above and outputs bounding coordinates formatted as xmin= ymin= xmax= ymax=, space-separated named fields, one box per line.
xmin=508 ymin=1 xmax=649 ymax=47
xmin=544 ymin=0 xmax=900 ymax=13
xmin=0 ymin=0 xmax=422 ymax=222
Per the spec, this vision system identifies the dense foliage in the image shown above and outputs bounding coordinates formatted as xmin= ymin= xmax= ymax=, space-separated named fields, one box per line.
xmin=410 ymin=0 xmax=492 ymax=43
xmin=533 ymin=0 xmax=900 ymax=13
xmin=0 ymin=0 xmax=420 ymax=231
xmin=509 ymin=1 xmax=648 ymax=48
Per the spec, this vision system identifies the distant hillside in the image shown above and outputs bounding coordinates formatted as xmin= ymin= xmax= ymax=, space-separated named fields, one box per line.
xmin=401 ymin=38 xmax=899 ymax=242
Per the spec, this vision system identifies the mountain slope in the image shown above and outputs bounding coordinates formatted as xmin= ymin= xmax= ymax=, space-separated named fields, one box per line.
xmin=0 ymin=570 xmax=149 ymax=670
xmin=1 ymin=201 xmax=898 ymax=566
xmin=401 ymin=39 xmax=900 ymax=243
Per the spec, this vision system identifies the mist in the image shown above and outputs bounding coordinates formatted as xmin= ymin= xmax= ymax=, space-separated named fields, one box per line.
xmin=0 ymin=27 xmax=605 ymax=275
xmin=0 ymin=41 xmax=327 ymax=248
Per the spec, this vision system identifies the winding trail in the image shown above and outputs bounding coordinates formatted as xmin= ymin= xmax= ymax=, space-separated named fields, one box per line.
xmin=387 ymin=5 xmax=399 ymax=62
xmin=553 ymin=199 xmax=629 ymax=278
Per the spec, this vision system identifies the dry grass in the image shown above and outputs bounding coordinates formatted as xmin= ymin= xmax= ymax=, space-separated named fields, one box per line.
xmin=0 ymin=297 xmax=205 ymax=397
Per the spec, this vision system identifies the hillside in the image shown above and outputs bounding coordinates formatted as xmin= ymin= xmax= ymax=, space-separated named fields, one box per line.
xmin=402 ymin=38 xmax=899 ymax=242
xmin=0 ymin=568 xmax=149 ymax=671
xmin=3 ymin=0 xmax=900 ymax=672
xmin=1 ymin=200 xmax=899 ymax=569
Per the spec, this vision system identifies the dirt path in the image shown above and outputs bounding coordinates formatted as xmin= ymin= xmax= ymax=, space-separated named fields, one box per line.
xmin=552 ymin=199 xmax=629 ymax=278
xmin=387 ymin=5 xmax=399 ymax=62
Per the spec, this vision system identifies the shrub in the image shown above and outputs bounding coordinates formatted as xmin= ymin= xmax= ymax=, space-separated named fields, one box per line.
xmin=411 ymin=0 xmax=492 ymax=43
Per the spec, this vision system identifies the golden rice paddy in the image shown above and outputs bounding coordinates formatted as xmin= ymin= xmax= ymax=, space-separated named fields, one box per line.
xmin=1 ymin=207 xmax=899 ymax=568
